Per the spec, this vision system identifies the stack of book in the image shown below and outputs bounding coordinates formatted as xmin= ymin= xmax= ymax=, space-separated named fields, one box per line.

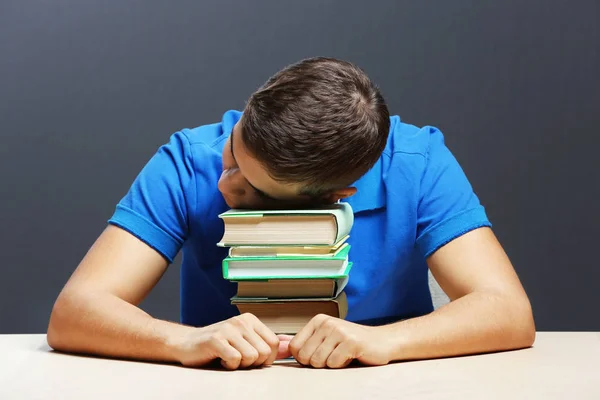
xmin=217 ymin=202 xmax=354 ymax=334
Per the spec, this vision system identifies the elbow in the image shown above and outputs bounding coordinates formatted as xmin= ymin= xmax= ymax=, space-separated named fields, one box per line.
xmin=47 ymin=291 xmax=77 ymax=351
xmin=482 ymin=289 xmax=536 ymax=351
xmin=521 ymin=309 xmax=537 ymax=348
xmin=508 ymin=294 xmax=536 ymax=349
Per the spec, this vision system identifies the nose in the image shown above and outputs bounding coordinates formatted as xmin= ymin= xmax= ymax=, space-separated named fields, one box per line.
xmin=218 ymin=168 xmax=247 ymax=199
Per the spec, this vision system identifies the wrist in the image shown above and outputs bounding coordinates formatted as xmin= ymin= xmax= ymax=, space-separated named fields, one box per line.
xmin=372 ymin=322 xmax=410 ymax=362
xmin=160 ymin=320 xmax=199 ymax=363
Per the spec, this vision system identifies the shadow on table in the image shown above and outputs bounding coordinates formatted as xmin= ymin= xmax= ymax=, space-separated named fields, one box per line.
xmin=271 ymin=345 xmax=535 ymax=370
xmin=41 ymin=343 xmax=533 ymax=373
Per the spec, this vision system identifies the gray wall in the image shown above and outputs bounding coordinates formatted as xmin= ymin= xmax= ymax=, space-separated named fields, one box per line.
xmin=1 ymin=0 xmax=598 ymax=333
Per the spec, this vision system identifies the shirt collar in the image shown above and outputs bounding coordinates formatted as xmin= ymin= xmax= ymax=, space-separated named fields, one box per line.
xmin=345 ymin=155 xmax=386 ymax=213
xmin=345 ymin=116 xmax=398 ymax=213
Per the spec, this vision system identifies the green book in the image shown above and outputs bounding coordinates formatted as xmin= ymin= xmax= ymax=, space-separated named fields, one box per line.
xmin=217 ymin=202 xmax=354 ymax=247
xmin=222 ymin=245 xmax=352 ymax=280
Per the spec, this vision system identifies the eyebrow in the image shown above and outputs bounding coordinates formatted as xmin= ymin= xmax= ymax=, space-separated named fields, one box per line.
xmin=230 ymin=130 xmax=276 ymax=200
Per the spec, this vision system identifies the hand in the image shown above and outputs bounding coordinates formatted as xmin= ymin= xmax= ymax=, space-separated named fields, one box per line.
xmin=173 ymin=313 xmax=287 ymax=370
xmin=286 ymin=314 xmax=391 ymax=369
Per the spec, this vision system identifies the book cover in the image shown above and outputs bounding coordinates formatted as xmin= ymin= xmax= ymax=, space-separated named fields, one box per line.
xmin=222 ymin=246 xmax=352 ymax=280
xmin=216 ymin=202 xmax=354 ymax=247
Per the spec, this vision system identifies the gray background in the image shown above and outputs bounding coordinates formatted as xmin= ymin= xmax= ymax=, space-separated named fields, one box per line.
xmin=1 ymin=0 xmax=598 ymax=334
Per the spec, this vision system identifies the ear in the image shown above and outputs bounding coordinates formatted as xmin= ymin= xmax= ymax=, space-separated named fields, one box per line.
xmin=321 ymin=187 xmax=357 ymax=204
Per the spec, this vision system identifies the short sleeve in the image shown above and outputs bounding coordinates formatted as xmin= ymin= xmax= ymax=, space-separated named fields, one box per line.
xmin=415 ymin=128 xmax=491 ymax=259
xmin=108 ymin=131 xmax=196 ymax=263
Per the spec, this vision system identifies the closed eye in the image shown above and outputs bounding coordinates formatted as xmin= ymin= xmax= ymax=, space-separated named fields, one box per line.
xmin=249 ymin=183 xmax=277 ymax=201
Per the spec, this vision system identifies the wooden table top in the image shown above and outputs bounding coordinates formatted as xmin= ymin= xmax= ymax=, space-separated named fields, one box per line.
xmin=1 ymin=332 xmax=598 ymax=399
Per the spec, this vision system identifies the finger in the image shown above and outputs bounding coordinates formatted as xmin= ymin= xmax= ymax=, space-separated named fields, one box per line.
xmin=277 ymin=339 xmax=292 ymax=359
xmin=211 ymin=338 xmax=243 ymax=370
xmin=310 ymin=334 xmax=341 ymax=368
xmin=295 ymin=320 xmax=335 ymax=365
xmin=251 ymin=320 xmax=280 ymax=366
xmin=289 ymin=314 xmax=327 ymax=359
xmin=276 ymin=334 xmax=294 ymax=359
xmin=326 ymin=340 xmax=355 ymax=369
xmin=227 ymin=334 xmax=259 ymax=369
xmin=242 ymin=328 xmax=274 ymax=367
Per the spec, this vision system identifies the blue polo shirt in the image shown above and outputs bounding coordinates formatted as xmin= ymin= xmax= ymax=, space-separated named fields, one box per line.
xmin=108 ymin=110 xmax=491 ymax=327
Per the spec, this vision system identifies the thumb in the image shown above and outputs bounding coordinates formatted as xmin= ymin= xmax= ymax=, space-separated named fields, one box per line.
xmin=276 ymin=335 xmax=293 ymax=359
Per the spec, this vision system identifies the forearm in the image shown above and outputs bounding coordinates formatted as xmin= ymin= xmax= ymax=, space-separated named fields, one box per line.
xmin=47 ymin=289 xmax=192 ymax=363
xmin=383 ymin=291 xmax=536 ymax=361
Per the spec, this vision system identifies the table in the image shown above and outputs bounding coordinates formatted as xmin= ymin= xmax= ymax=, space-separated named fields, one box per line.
xmin=1 ymin=332 xmax=598 ymax=399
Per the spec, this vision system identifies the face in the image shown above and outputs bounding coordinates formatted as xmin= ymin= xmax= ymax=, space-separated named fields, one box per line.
xmin=218 ymin=122 xmax=324 ymax=209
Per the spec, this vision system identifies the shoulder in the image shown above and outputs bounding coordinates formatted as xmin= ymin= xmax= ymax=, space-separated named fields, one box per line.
xmin=164 ymin=109 xmax=241 ymax=172
xmin=183 ymin=109 xmax=242 ymax=149
xmin=385 ymin=115 xmax=446 ymax=160
xmin=383 ymin=116 xmax=452 ymax=183
xmin=135 ymin=109 xmax=242 ymax=196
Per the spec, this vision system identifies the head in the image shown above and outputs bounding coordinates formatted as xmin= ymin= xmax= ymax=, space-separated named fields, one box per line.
xmin=219 ymin=57 xmax=390 ymax=209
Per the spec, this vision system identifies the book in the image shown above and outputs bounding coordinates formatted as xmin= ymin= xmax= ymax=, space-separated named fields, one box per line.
xmin=222 ymin=245 xmax=352 ymax=280
xmin=216 ymin=202 xmax=354 ymax=246
xmin=235 ymin=276 xmax=348 ymax=298
xmin=231 ymin=292 xmax=348 ymax=334
xmin=228 ymin=236 xmax=349 ymax=258
xmin=218 ymin=203 xmax=354 ymax=334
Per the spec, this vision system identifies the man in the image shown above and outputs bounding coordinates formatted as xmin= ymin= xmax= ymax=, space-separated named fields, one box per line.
xmin=47 ymin=57 xmax=535 ymax=370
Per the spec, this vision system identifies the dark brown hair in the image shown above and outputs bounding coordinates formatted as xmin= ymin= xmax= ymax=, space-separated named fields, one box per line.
xmin=241 ymin=57 xmax=390 ymax=195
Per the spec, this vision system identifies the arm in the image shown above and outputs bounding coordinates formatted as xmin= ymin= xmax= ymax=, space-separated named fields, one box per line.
xmin=48 ymin=225 xmax=281 ymax=369
xmin=385 ymin=126 xmax=535 ymax=360
xmin=47 ymin=225 xmax=187 ymax=362
xmin=48 ymin=131 xmax=282 ymax=369
xmin=384 ymin=226 xmax=535 ymax=361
